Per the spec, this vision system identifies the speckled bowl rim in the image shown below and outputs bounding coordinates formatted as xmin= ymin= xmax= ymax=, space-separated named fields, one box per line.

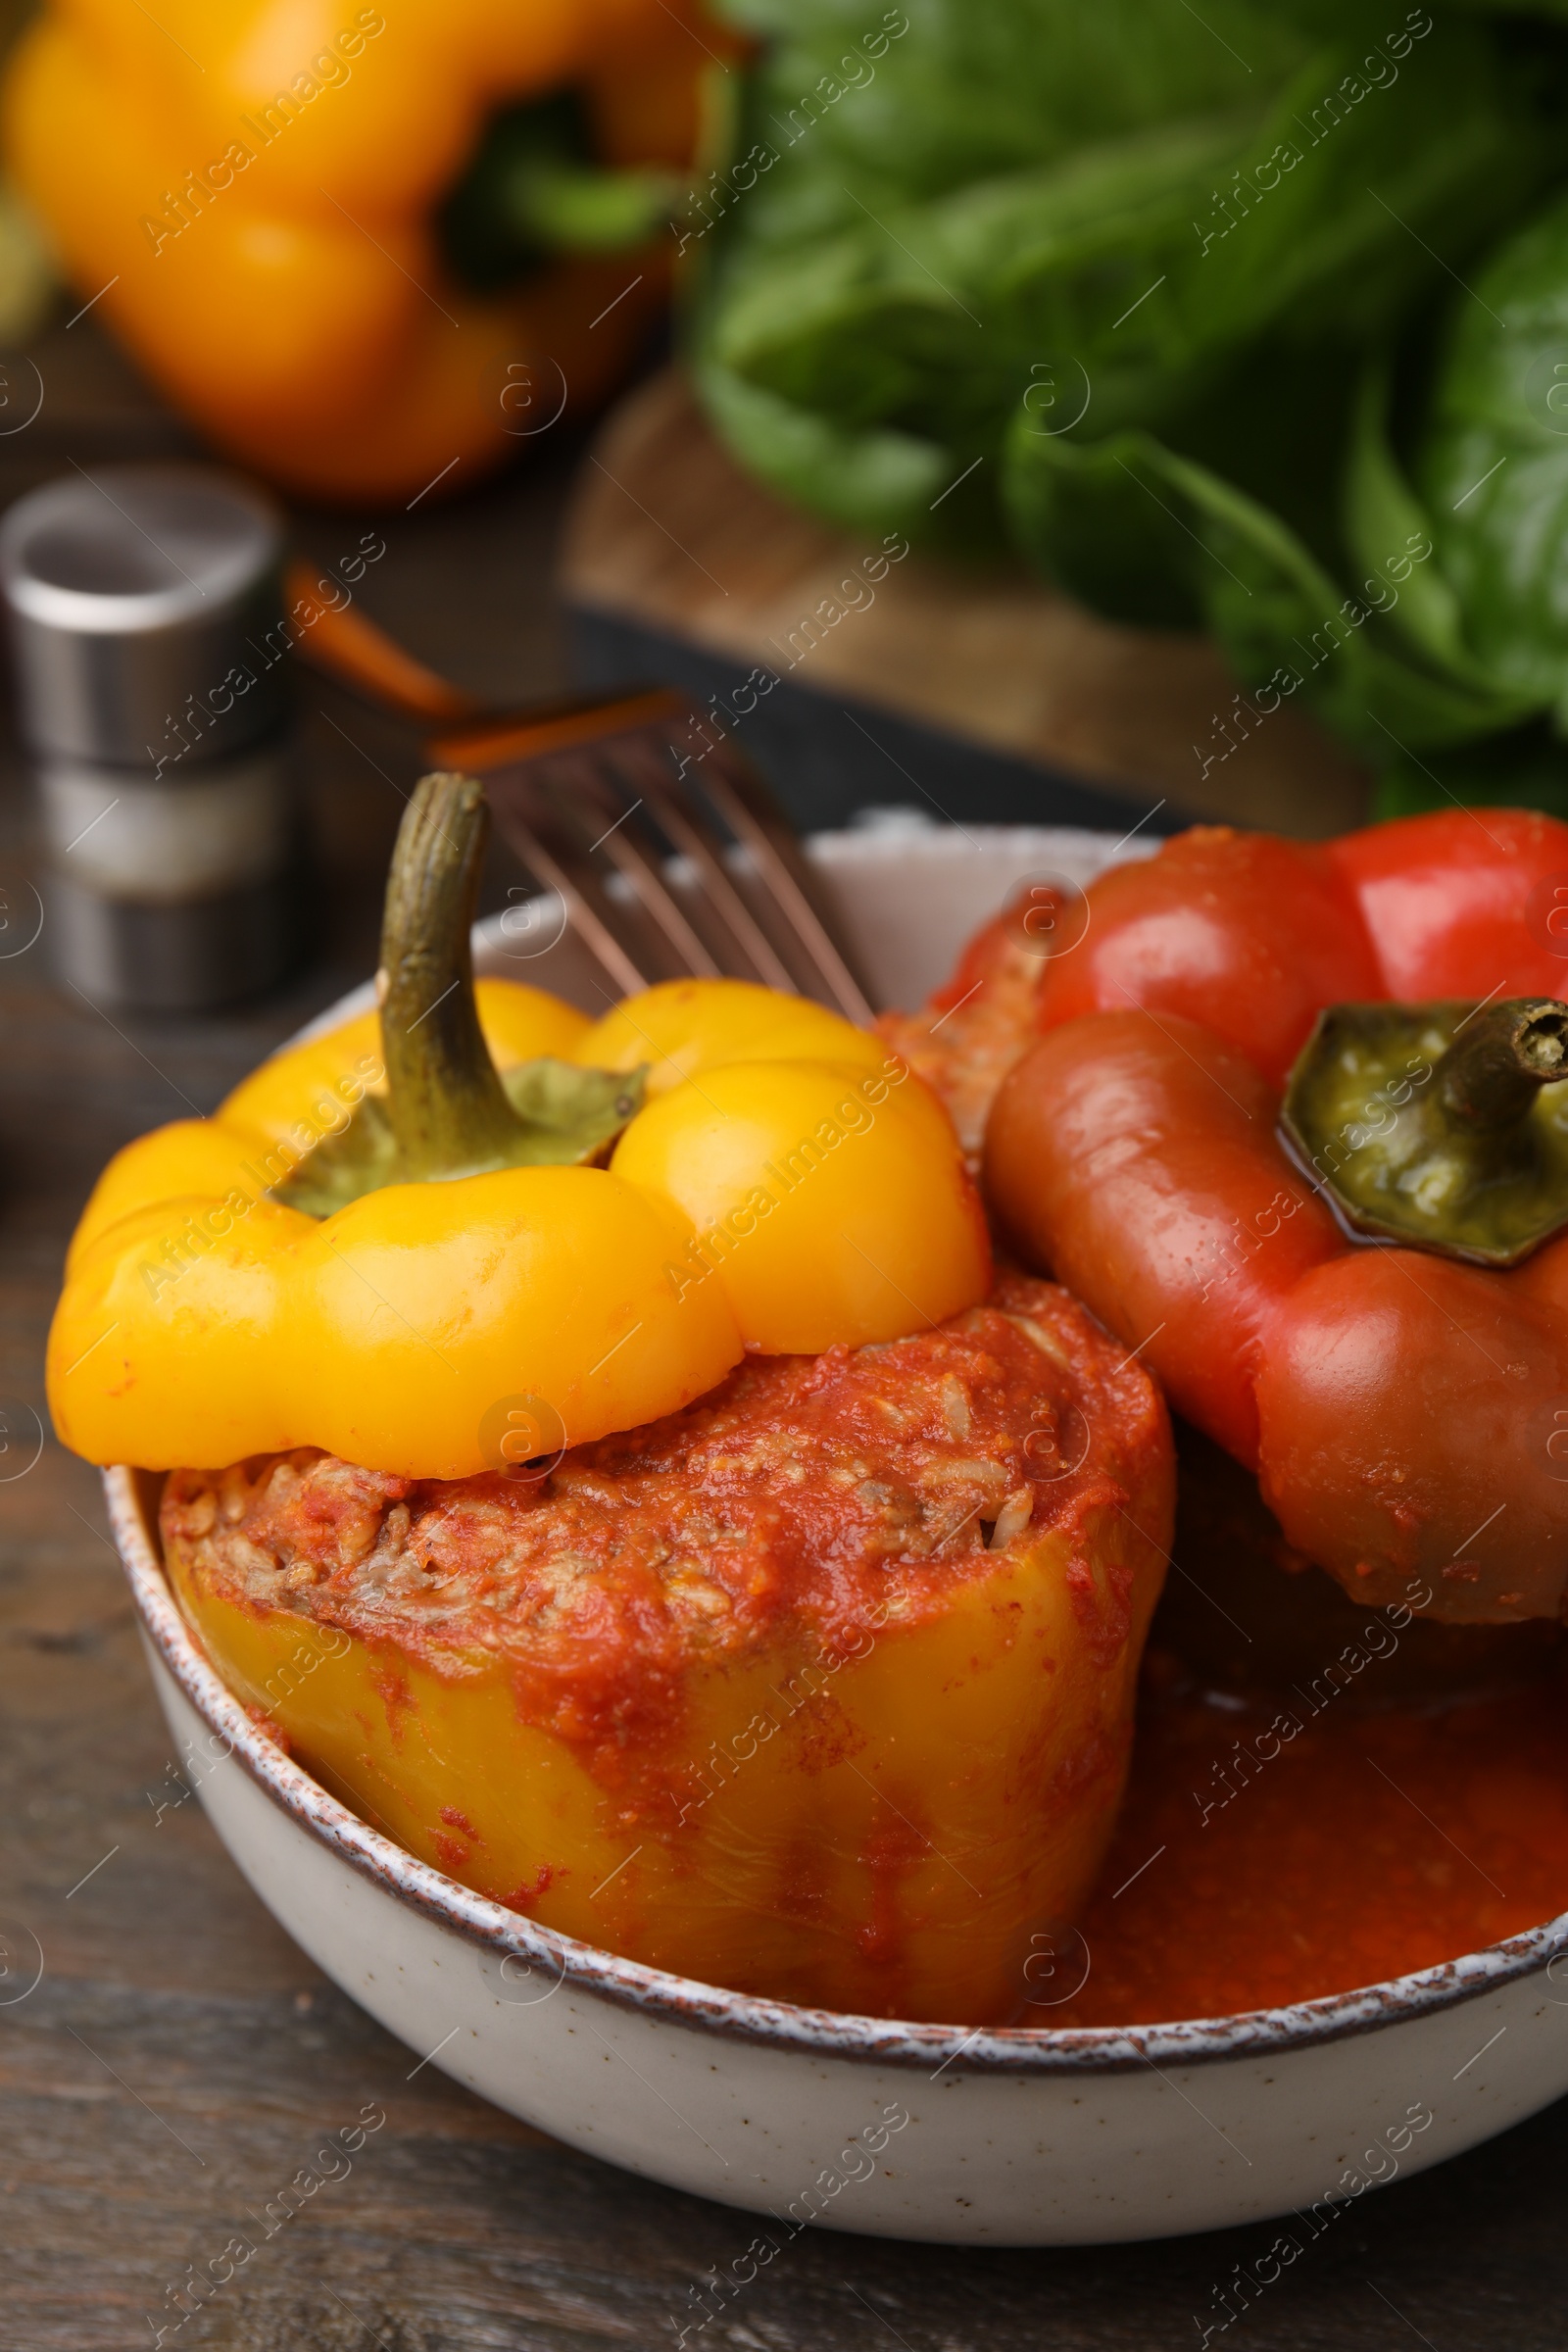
xmin=107 ymin=1463 xmax=1568 ymax=2077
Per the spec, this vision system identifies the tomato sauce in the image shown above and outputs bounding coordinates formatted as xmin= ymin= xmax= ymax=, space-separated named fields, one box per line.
xmin=1051 ymin=1667 xmax=1568 ymax=2027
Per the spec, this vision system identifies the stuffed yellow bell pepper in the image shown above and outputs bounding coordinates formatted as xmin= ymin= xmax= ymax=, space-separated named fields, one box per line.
xmin=4 ymin=0 xmax=730 ymax=501
xmin=162 ymin=1272 xmax=1171 ymax=2025
xmin=48 ymin=771 xmax=990 ymax=1475
xmin=51 ymin=771 xmax=1174 ymax=2025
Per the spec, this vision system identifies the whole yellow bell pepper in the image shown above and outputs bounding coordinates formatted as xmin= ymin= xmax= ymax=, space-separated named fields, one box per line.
xmin=48 ymin=772 xmax=990 ymax=1476
xmin=4 ymin=0 xmax=729 ymax=501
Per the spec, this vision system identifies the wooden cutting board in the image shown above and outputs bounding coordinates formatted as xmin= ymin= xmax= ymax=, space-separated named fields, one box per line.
xmin=558 ymin=368 xmax=1371 ymax=840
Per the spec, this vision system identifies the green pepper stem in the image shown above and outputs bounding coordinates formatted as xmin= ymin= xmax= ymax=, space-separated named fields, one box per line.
xmin=502 ymin=157 xmax=679 ymax=254
xmin=378 ymin=771 xmax=526 ymax=1181
xmin=1437 ymin=998 xmax=1568 ymax=1134
xmin=1281 ymin=994 xmax=1568 ymax=1266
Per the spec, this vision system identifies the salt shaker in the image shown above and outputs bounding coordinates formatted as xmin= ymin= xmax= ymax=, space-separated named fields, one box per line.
xmin=0 ymin=464 xmax=301 ymax=1010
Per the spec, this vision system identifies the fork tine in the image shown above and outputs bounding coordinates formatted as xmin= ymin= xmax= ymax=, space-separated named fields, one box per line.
xmin=436 ymin=682 xmax=874 ymax=1019
xmin=695 ymin=737 xmax=875 ymax=1026
xmin=607 ymin=735 xmax=799 ymax=994
xmin=483 ymin=766 xmax=651 ymax=1000
xmin=542 ymin=754 xmax=722 ymax=980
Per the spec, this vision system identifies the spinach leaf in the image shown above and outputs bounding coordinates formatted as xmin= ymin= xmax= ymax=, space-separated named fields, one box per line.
xmin=702 ymin=111 xmax=1255 ymax=445
xmin=695 ymin=14 xmax=1550 ymax=557
xmin=1416 ymin=182 xmax=1568 ymax=717
xmin=1343 ymin=362 xmax=1482 ymax=674
xmin=1004 ymin=391 xmax=1533 ymax=758
xmin=714 ymin=0 xmax=1311 ymax=209
xmin=689 ymin=0 xmax=1568 ymax=814
xmin=693 ymin=358 xmax=955 ymax=538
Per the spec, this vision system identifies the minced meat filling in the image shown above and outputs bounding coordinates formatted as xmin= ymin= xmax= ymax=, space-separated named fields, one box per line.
xmin=163 ymin=1274 xmax=1152 ymax=1687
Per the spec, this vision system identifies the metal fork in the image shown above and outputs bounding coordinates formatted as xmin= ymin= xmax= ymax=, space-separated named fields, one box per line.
xmin=287 ymin=562 xmax=874 ymax=1022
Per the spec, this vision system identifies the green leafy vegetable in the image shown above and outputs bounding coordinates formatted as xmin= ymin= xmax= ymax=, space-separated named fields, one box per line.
xmin=1416 ymin=183 xmax=1568 ymax=716
xmin=688 ymin=0 xmax=1568 ymax=813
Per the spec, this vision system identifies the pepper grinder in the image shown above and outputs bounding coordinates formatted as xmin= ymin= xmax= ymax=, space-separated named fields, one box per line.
xmin=0 ymin=464 xmax=302 ymax=1011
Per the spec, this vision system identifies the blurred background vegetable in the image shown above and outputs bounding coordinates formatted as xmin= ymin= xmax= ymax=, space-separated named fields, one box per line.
xmin=687 ymin=0 xmax=1568 ymax=816
xmin=13 ymin=0 xmax=1568 ymax=819
xmin=2 ymin=0 xmax=734 ymax=503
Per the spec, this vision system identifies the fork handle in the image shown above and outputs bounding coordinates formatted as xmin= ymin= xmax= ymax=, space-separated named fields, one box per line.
xmin=285 ymin=559 xmax=485 ymax=726
xmin=284 ymin=561 xmax=675 ymax=750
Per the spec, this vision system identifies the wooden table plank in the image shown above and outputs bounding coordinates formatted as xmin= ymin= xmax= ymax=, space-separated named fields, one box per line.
xmin=1 ymin=325 xmax=1565 ymax=2352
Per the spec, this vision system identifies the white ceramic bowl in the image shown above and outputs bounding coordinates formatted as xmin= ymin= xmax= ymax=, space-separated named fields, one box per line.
xmin=106 ymin=823 xmax=1568 ymax=2246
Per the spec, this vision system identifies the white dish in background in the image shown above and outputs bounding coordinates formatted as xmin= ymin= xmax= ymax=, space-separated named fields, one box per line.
xmin=107 ymin=825 xmax=1568 ymax=2246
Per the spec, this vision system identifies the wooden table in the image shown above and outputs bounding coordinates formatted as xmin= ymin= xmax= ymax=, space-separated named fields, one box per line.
xmin=2 ymin=327 xmax=1565 ymax=2352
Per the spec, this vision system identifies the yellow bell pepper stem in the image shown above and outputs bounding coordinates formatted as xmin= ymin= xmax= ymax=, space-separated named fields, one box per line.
xmin=66 ymin=977 xmax=587 ymax=1274
xmin=376 ymin=769 xmax=585 ymax=1181
xmin=221 ymin=979 xmax=589 ymax=1154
